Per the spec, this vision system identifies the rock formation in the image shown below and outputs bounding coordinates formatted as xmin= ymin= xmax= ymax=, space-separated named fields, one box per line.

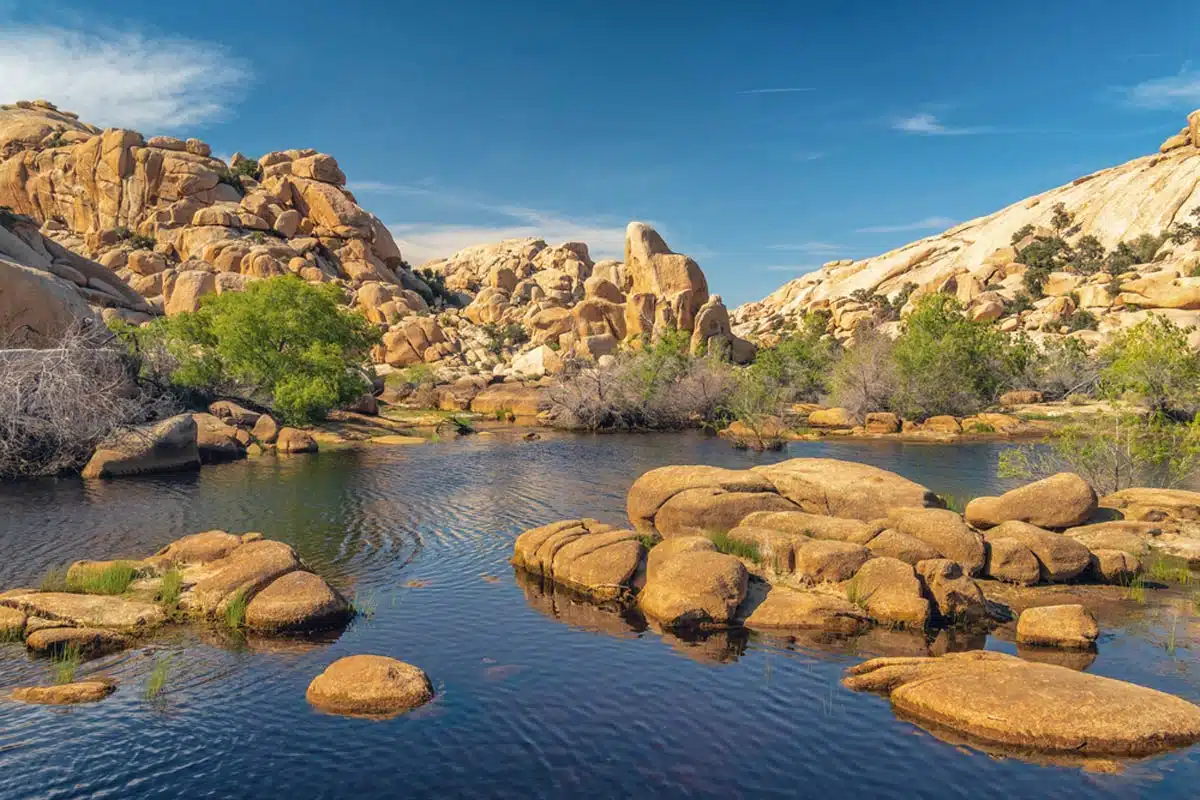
xmin=733 ymin=109 xmax=1200 ymax=348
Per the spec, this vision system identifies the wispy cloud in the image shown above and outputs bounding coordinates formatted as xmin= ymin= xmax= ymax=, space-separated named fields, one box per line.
xmin=1119 ymin=69 xmax=1200 ymax=109
xmin=855 ymin=216 xmax=957 ymax=234
xmin=737 ymin=87 xmax=816 ymax=95
xmin=347 ymin=181 xmax=435 ymax=197
xmin=892 ymin=113 xmax=988 ymax=136
xmin=765 ymin=241 xmax=845 ymax=254
xmin=796 ymin=151 xmax=826 ymax=162
xmin=0 ymin=25 xmax=249 ymax=130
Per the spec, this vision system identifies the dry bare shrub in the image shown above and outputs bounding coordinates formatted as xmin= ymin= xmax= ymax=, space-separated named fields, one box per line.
xmin=0 ymin=324 xmax=177 ymax=479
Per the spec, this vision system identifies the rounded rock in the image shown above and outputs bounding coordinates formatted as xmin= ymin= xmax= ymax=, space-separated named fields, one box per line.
xmin=245 ymin=571 xmax=351 ymax=632
xmin=306 ymin=655 xmax=434 ymax=716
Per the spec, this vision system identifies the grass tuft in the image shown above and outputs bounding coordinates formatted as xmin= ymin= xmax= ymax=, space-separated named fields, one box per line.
xmin=350 ymin=590 xmax=377 ymax=620
xmin=39 ymin=566 xmax=69 ymax=592
xmin=223 ymin=591 xmax=248 ymax=630
xmin=710 ymin=531 xmax=761 ymax=564
xmin=66 ymin=562 xmax=138 ymax=595
xmin=1146 ymin=556 xmax=1194 ymax=586
xmin=144 ymin=656 xmax=170 ymax=700
xmin=52 ymin=643 xmax=82 ymax=685
xmin=1125 ymin=574 xmax=1147 ymax=603
xmin=845 ymin=578 xmax=873 ymax=609
xmin=634 ymin=533 xmax=660 ymax=550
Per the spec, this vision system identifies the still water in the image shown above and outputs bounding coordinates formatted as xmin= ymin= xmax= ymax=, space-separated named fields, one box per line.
xmin=0 ymin=433 xmax=1197 ymax=798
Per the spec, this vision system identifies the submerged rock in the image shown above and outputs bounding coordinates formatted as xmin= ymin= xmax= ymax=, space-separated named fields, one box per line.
xmin=965 ymin=473 xmax=1097 ymax=530
xmin=0 ymin=592 xmax=164 ymax=630
xmin=1016 ymin=604 xmax=1099 ymax=649
xmin=24 ymin=626 xmax=130 ymax=656
xmin=638 ymin=551 xmax=748 ymax=628
xmin=10 ymin=680 xmax=115 ymax=705
xmin=844 ymin=651 xmax=1200 ymax=757
xmin=306 ymin=655 xmax=434 ymax=717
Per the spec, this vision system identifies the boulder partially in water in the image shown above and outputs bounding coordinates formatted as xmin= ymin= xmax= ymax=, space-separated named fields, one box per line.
xmin=0 ymin=592 xmax=165 ymax=630
xmin=80 ymin=414 xmax=201 ymax=479
xmin=186 ymin=539 xmax=302 ymax=615
xmin=0 ymin=606 xmax=26 ymax=639
xmin=887 ymin=507 xmax=986 ymax=575
xmin=306 ymin=655 xmax=434 ymax=717
xmin=1016 ymin=604 xmax=1099 ymax=649
xmin=914 ymin=559 xmax=986 ymax=625
xmin=843 ymin=651 xmax=1200 ymax=756
xmin=849 ymin=557 xmax=931 ymax=629
xmin=24 ymin=626 xmax=130 ymax=656
xmin=983 ymin=521 xmax=1092 ymax=582
xmin=244 ymin=571 xmax=351 ymax=632
xmin=965 ymin=473 xmax=1097 ymax=530
xmin=10 ymin=680 xmax=116 ymax=705
xmin=743 ymin=586 xmax=868 ymax=634
xmin=638 ymin=550 xmax=747 ymax=629
xmin=511 ymin=519 xmax=646 ymax=601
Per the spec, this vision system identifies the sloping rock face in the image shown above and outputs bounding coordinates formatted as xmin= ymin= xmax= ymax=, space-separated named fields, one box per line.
xmin=733 ymin=110 xmax=1200 ymax=347
xmin=843 ymin=651 xmax=1200 ymax=757
xmin=0 ymin=101 xmax=419 ymax=318
xmin=1 ymin=215 xmax=150 ymax=344
xmin=511 ymin=519 xmax=646 ymax=601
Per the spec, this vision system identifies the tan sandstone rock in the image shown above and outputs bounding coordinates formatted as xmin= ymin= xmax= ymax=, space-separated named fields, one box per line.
xmin=965 ymin=473 xmax=1097 ymax=529
xmin=306 ymin=655 xmax=434 ymax=717
xmin=638 ymin=551 xmax=748 ymax=628
xmin=1016 ymin=604 xmax=1099 ymax=649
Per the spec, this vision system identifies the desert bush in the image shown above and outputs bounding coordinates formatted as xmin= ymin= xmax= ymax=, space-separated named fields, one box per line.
xmin=747 ymin=313 xmax=837 ymax=402
xmin=121 ymin=277 xmax=380 ymax=425
xmin=830 ymin=328 xmax=899 ymax=419
xmin=480 ymin=322 xmax=529 ymax=355
xmin=1019 ymin=336 xmax=1100 ymax=399
xmin=1099 ymin=314 xmax=1200 ymax=417
xmin=890 ymin=294 xmax=1020 ymax=418
xmin=230 ymin=158 xmax=262 ymax=181
xmin=0 ymin=325 xmax=176 ymax=479
xmin=1107 ymin=233 xmax=1168 ymax=271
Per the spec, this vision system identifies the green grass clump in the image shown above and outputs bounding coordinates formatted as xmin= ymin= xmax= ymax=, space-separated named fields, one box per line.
xmin=350 ymin=590 xmax=377 ymax=620
xmin=66 ymin=562 xmax=138 ymax=595
xmin=1146 ymin=556 xmax=1194 ymax=586
xmin=224 ymin=591 xmax=248 ymax=630
xmin=39 ymin=566 xmax=69 ymax=592
xmin=710 ymin=531 xmax=761 ymax=563
xmin=156 ymin=568 xmax=185 ymax=619
xmin=145 ymin=656 xmax=171 ymax=700
xmin=634 ymin=533 xmax=661 ymax=550
xmin=52 ymin=644 xmax=82 ymax=685
xmin=845 ymin=578 xmax=873 ymax=610
xmin=1125 ymin=574 xmax=1147 ymax=603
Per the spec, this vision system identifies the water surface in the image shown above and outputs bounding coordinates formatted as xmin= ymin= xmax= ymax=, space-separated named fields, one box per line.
xmin=1 ymin=433 xmax=1197 ymax=798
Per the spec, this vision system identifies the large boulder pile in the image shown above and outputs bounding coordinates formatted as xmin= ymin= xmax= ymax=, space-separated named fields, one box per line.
xmin=0 ymin=100 xmax=420 ymax=318
xmin=732 ymin=109 xmax=1200 ymax=349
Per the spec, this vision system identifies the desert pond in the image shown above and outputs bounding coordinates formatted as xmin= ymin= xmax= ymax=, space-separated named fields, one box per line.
xmin=1 ymin=433 xmax=1197 ymax=798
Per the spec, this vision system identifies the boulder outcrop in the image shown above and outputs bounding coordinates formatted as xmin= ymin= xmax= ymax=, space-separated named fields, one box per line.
xmin=637 ymin=550 xmax=748 ymax=628
xmin=1016 ymin=604 xmax=1099 ymax=649
xmin=511 ymin=519 xmax=646 ymax=601
xmin=965 ymin=473 xmax=1097 ymax=530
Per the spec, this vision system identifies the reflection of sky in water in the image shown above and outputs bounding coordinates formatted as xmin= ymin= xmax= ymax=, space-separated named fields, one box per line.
xmin=0 ymin=433 xmax=1196 ymax=797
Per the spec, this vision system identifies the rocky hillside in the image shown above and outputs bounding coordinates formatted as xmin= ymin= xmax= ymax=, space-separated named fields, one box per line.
xmin=734 ymin=110 xmax=1200 ymax=348
xmin=0 ymin=100 xmax=749 ymax=375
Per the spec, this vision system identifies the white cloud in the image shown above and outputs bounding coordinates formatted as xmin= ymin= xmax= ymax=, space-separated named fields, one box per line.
xmin=0 ymin=25 xmax=249 ymax=130
xmin=856 ymin=216 xmax=957 ymax=233
xmin=892 ymin=113 xmax=987 ymax=136
xmin=737 ymin=87 xmax=816 ymax=95
xmin=1121 ymin=70 xmax=1200 ymax=109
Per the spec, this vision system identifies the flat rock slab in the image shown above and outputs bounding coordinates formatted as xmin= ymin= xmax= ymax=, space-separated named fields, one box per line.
xmin=0 ymin=592 xmax=164 ymax=630
xmin=25 ymin=626 xmax=130 ymax=656
xmin=10 ymin=680 xmax=115 ymax=705
xmin=843 ymin=651 xmax=1200 ymax=757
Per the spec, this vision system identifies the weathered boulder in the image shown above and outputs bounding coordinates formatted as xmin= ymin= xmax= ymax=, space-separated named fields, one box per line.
xmin=983 ymin=537 xmax=1041 ymax=585
xmin=752 ymin=459 xmax=939 ymax=521
xmin=1101 ymin=487 xmax=1200 ymax=524
xmin=866 ymin=529 xmax=941 ymax=565
xmin=186 ymin=539 xmax=301 ymax=614
xmin=646 ymin=536 xmax=717 ymax=581
xmin=81 ymin=414 xmax=200 ymax=479
xmin=10 ymin=680 xmax=115 ymax=705
xmin=638 ymin=551 xmax=747 ymax=628
xmin=24 ymin=626 xmax=130 ymax=656
xmin=984 ymin=521 xmax=1092 ymax=582
xmin=510 ymin=345 xmax=564 ymax=377
xmin=653 ymin=487 xmax=798 ymax=539
xmin=1016 ymin=604 xmax=1099 ymax=649
xmin=1065 ymin=521 xmax=1153 ymax=557
xmin=208 ymin=400 xmax=261 ymax=427
xmin=807 ymin=407 xmax=855 ymax=428
xmin=849 ymin=557 xmax=930 ymax=629
xmin=470 ymin=383 xmax=544 ymax=418
xmin=743 ymin=587 xmax=869 ymax=634
xmin=244 ymin=571 xmax=351 ymax=632
xmin=887 ymin=507 xmax=986 ymax=575
xmin=1088 ymin=549 xmax=1142 ymax=584
xmin=511 ymin=519 xmax=644 ymax=601
xmin=251 ymin=414 xmax=280 ymax=444
xmin=193 ymin=412 xmax=246 ymax=463
xmin=306 ymin=655 xmax=434 ymax=716
xmin=914 ymin=559 xmax=986 ymax=624
xmin=0 ymin=592 xmax=164 ymax=630
xmin=923 ymin=415 xmax=962 ymax=434
xmin=624 ymin=221 xmax=709 ymax=333
xmin=0 ymin=258 xmax=98 ymax=345
xmin=842 ymin=651 xmax=1200 ymax=756
xmin=999 ymin=390 xmax=1044 ymax=406
xmin=965 ymin=473 xmax=1097 ymax=529
xmin=626 ymin=465 xmax=778 ymax=534
xmin=276 ymin=427 xmax=318 ymax=453
xmin=739 ymin=510 xmax=878 ymax=544
xmin=148 ymin=530 xmax=244 ymax=566
xmin=864 ymin=412 xmax=901 ymax=434
xmin=792 ymin=540 xmax=871 ymax=583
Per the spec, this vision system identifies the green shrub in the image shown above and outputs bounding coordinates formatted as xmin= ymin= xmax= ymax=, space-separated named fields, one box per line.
xmin=127 ymin=233 xmax=156 ymax=250
xmin=481 ymin=322 xmax=529 ymax=355
xmin=1010 ymin=224 xmax=1034 ymax=246
xmin=157 ymin=568 xmax=184 ymax=611
xmin=215 ymin=166 xmax=246 ymax=196
xmin=748 ymin=320 xmax=836 ymax=402
xmin=230 ymin=158 xmax=262 ymax=181
xmin=131 ymin=277 xmax=380 ymax=424
xmin=52 ymin=644 xmax=82 ymax=685
xmin=1006 ymin=292 xmax=1034 ymax=314
xmin=1065 ymin=308 xmax=1098 ymax=332
xmin=1099 ymin=314 xmax=1200 ymax=415
xmin=1108 ymin=234 xmax=1167 ymax=271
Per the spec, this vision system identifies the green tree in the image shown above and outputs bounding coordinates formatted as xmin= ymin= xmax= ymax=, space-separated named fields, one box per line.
xmin=141 ymin=277 xmax=380 ymax=424
xmin=749 ymin=315 xmax=836 ymax=402
xmin=1099 ymin=314 xmax=1200 ymax=416
xmin=891 ymin=294 xmax=1017 ymax=418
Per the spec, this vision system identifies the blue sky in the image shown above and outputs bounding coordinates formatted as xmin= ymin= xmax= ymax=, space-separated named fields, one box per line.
xmin=1 ymin=1 xmax=1199 ymax=305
